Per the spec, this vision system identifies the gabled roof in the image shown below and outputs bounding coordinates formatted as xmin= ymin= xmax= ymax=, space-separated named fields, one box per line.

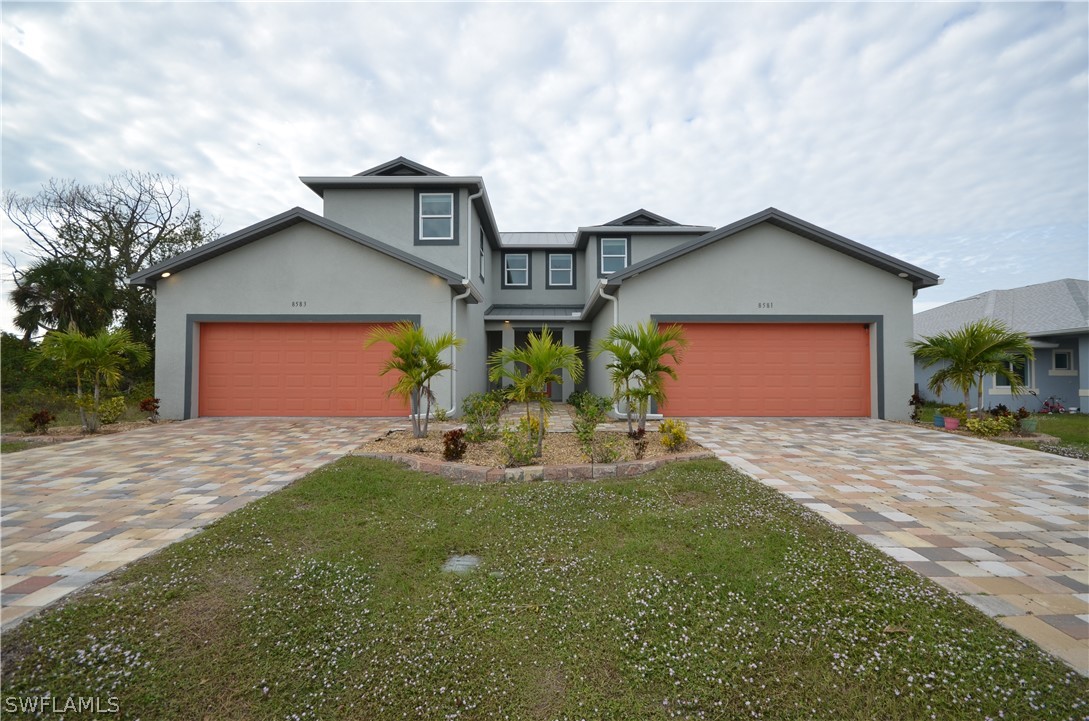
xmin=603 ymin=208 xmax=683 ymax=227
xmin=914 ymin=278 xmax=1088 ymax=339
xmin=605 ymin=207 xmax=941 ymax=292
xmin=355 ymin=156 xmax=447 ymax=177
xmin=129 ymin=207 xmax=479 ymax=301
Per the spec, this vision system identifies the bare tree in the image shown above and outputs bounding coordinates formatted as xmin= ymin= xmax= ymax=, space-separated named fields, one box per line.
xmin=5 ymin=171 xmax=218 ymax=349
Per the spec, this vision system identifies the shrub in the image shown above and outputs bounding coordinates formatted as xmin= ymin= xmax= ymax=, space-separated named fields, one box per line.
xmin=660 ymin=418 xmax=689 ymax=452
xmin=433 ymin=406 xmax=449 ymax=423
xmin=24 ymin=409 xmax=56 ymax=434
xmin=139 ymin=397 xmax=160 ymax=413
xmin=573 ymin=399 xmax=608 ymax=461
xmin=966 ymin=415 xmax=1017 ymax=437
xmin=98 ymin=396 xmax=128 ymax=425
xmin=442 ymin=428 xmax=467 ymax=461
xmin=592 ymin=434 xmax=624 ymax=463
xmin=989 ymin=403 xmax=1010 ymax=417
xmin=463 ymin=391 xmax=504 ymax=442
xmin=908 ymin=392 xmax=924 ymax=422
xmin=501 ymin=423 xmax=537 ymax=467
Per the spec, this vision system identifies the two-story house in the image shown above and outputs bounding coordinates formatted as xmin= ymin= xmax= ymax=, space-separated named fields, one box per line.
xmin=131 ymin=157 xmax=940 ymax=421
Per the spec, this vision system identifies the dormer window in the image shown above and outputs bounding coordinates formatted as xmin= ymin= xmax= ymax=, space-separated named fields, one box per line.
xmin=599 ymin=237 xmax=630 ymax=276
xmin=417 ymin=192 xmax=454 ymax=243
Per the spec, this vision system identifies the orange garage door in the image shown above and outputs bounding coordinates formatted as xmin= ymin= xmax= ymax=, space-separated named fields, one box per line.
xmin=198 ymin=323 xmax=410 ymax=417
xmin=662 ymin=323 xmax=871 ymax=417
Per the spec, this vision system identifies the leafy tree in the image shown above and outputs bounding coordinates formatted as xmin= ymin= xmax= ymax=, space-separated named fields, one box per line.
xmin=9 ymin=257 xmax=115 ymax=340
xmin=909 ymin=319 xmax=1035 ymax=419
xmin=5 ymin=172 xmax=218 ymax=351
xmin=364 ymin=321 xmax=464 ymax=438
xmin=488 ymin=327 xmax=584 ymax=457
xmin=592 ymin=321 xmax=688 ymax=433
xmin=35 ymin=328 xmax=150 ymax=432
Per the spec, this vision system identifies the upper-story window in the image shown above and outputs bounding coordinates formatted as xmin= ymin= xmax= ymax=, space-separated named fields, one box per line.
xmin=418 ymin=192 xmax=454 ymax=243
xmin=547 ymin=252 xmax=575 ymax=288
xmin=503 ymin=252 xmax=530 ymax=288
xmin=599 ymin=237 xmax=629 ymax=276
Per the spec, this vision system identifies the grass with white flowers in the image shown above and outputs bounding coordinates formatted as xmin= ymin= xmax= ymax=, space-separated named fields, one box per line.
xmin=3 ymin=457 xmax=1086 ymax=720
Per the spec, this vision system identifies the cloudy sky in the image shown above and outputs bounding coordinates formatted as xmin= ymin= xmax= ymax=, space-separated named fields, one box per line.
xmin=2 ymin=1 xmax=1086 ymax=333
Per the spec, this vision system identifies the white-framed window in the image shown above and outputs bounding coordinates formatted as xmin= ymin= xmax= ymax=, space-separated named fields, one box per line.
xmin=1050 ymin=349 xmax=1076 ymax=376
xmin=993 ymin=356 xmax=1032 ymax=392
xmin=600 ymin=237 xmax=629 ymax=275
xmin=419 ymin=192 xmax=454 ymax=241
xmin=547 ymin=252 xmax=574 ymax=288
xmin=503 ymin=253 xmax=529 ymax=287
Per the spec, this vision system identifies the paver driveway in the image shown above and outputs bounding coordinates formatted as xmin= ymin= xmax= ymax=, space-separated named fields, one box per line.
xmin=1 ymin=417 xmax=400 ymax=629
xmin=687 ymin=418 xmax=1089 ymax=675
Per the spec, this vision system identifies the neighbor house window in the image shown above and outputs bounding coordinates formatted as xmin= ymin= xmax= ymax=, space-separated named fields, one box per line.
xmin=1051 ymin=349 xmax=1074 ymax=375
xmin=599 ymin=237 xmax=629 ymax=275
xmin=995 ymin=356 xmax=1031 ymax=389
xmin=503 ymin=252 xmax=530 ymax=288
xmin=547 ymin=252 xmax=574 ymax=288
xmin=418 ymin=192 xmax=454 ymax=241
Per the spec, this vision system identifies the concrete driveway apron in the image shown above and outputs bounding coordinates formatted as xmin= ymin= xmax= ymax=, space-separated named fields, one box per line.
xmin=686 ymin=418 xmax=1089 ymax=675
xmin=1 ymin=417 xmax=401 ymax=629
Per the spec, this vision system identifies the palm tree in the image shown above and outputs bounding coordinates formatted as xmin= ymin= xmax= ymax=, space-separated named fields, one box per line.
xmin=488 ymin=327 xmax=584 ymax=456
xmin=592 ymin=321 xmax=688 ymax=432
xmin=36 ymin=328 xmax=150 ymax=432
xmin=909 ymin=319 xmax=1035 ymax=419
xmin=11 ymin=257 xmax=115 ymax=340
xmin=365 ymin=321 xmax=464 ymax=438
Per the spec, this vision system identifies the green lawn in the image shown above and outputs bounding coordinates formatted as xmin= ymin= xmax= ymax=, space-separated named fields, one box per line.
xmin=3 ymin=458 xmax=1085 ymax=720
xmin=0 ymin=440 xmax=34 ymax=454
xmin=1034 ymin=413 xmax=1089 ymax=451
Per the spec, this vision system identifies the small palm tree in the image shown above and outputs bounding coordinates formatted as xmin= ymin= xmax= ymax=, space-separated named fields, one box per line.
xmin=365 ymin=321 xmax=464 ymax=438
xmin=909 ymin=319 xmax=1034 ymax=419
xmin=36 ymin=327 xmax=150 ymax=432
xmin=488 ymin=327 xmax=583 ymax=456
xmin=592 ymin=321 xmax=688 ymax=432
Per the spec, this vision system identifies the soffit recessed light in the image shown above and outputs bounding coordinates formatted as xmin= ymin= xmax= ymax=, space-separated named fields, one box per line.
xmin=161 ymin=271 xmax=172 ymax=278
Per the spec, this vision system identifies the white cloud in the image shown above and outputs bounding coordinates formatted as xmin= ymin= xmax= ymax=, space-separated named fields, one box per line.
xmin=2 ymin=1 xmax=1086 ymax=331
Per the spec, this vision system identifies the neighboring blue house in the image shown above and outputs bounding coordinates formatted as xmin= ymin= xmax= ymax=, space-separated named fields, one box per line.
xmin=913 ymin=278 xmax=1088 ymax=412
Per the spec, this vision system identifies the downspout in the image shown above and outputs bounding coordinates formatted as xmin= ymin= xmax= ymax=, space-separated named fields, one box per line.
xmin=448 ymin=184 xmax=483 ymax=418
xmin=448 ymin=281 xmax=472 ymax=417
xmin=597 ymin=280 xmax=662 ymax=422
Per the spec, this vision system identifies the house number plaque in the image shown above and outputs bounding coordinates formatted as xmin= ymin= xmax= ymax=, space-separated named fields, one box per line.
xmin=291 ymin=301 xmax=307 ymax=308
xmin=757 ymin=302 xmax=773 ymax=309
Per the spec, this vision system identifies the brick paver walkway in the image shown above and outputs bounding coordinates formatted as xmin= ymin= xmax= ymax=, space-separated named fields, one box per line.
xmin=1 ymin=417 xmax=400 ymax=629
xmin=686 ymin=417 xmax=1089 ymax=675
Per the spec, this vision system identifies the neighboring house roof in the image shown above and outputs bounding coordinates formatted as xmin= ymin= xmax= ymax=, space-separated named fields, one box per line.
xmin=128 ymin=207 xmax=480 ymax=302
xmin=913 ymin=278 xmax=1089 ymax=339
xmin=355 ymin=156 xmax=447 ymax=177
xmin=499 ymin=232 xmax=578 ymax=248
xmin=604 ymin=207 xmax=941 ymax=292
xmin=484 ymin=305 xmax=584 ymax=321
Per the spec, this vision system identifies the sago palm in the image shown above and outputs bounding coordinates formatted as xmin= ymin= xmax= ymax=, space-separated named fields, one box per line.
xmin=909 ymin=319 xmax=1034 ymax=419
xmin=365 ymin=321 xmax=464 ymax=437
xmin=488 ymin=327 xmax=584 ymax=456
xmin=592 ymin=321 xmax=688 ymax=432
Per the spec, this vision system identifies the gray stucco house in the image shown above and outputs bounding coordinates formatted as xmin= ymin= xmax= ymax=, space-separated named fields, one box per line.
xmin=130 ymin=157 xmax=940 ymax=421
xmin=913 ymin=278 xmax=1089 ymax=412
